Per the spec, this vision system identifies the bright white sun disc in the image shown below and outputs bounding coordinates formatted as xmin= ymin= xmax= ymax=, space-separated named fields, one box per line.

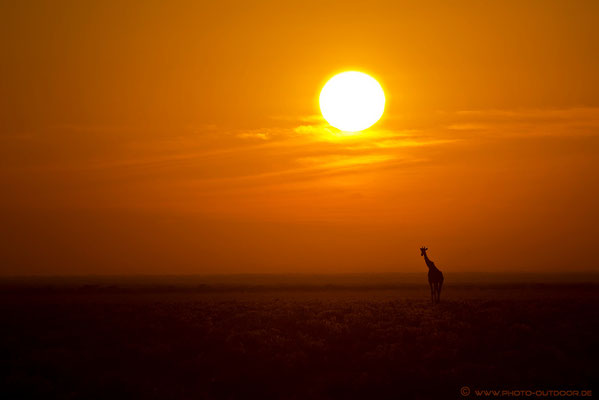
xmin=319 ymin=71 xmax=385 ymax=132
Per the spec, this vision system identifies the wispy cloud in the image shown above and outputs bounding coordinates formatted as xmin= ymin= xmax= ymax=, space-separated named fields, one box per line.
xmin=236 ymin=131 xmax=270 ymax=140
xmin=7 ymin=106 xmax=597 ymax=215
xmin=446 ymin=107 xmax=599 ymax=137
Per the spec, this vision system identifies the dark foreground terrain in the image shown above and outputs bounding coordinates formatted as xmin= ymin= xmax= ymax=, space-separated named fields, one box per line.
xmin=1 ymin=275 xmax=597 ymax=399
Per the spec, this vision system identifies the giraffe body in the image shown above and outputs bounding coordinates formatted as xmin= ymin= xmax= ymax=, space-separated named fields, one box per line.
xmin=420 ymin=247 xmax=444 ymax=304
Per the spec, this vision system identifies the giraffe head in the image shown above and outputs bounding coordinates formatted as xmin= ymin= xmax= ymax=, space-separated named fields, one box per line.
xmin=420 ymin=247 xmax=428 ymax=257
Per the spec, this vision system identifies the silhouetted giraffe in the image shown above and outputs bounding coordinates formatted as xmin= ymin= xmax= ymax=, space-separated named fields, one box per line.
xmin=420 ymin=247 xmax=444 ymax=303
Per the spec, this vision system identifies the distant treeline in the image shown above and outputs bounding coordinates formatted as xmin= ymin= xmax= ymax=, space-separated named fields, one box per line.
xmin=1 ymin=273 xmax=598 ymax=294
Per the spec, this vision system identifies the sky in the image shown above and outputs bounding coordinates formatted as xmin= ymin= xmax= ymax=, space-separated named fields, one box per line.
xmin=1 ymin=0 xmax=598 ymax=275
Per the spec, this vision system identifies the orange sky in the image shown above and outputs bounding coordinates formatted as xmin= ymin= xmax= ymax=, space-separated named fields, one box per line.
xmin=1 ymin=0 xmax=598 ymax=275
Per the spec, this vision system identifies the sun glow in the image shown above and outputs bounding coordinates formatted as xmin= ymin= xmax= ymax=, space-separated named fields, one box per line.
xmin=319 ymin=71 xmax=385 ymax=133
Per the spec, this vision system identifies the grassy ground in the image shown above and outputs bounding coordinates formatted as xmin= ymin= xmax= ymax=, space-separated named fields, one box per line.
xmin=1 ymin=279 xmax=596 ymax=399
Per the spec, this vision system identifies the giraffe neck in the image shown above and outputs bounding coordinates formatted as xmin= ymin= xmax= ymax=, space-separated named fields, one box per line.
xmin=423 ymin=253 xmax=436 ymax=270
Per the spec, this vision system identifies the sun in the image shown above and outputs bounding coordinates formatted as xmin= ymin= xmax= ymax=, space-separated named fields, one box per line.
xmin=319 ymin=71 xmax=385 ymax=133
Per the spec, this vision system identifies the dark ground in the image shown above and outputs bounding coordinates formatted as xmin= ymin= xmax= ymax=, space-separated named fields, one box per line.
xmin=1 ymin=275 xmax=597 ymax=399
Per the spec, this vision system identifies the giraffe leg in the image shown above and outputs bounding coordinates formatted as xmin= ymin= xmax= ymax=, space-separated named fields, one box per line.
xmin=437 ymin=281 xmax=443 ymax=303
xmin=429 ymin=282 xmax=434 ymax=304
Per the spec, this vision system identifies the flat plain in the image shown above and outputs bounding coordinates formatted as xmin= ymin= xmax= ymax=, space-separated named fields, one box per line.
xmin=1 ymin=275 xmax=597 ymax=399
